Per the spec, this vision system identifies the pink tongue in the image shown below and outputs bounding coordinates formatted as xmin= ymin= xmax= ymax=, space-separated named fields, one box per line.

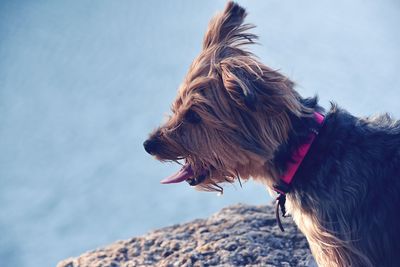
xmin=160 ymin=164 xmax=194 ymax=184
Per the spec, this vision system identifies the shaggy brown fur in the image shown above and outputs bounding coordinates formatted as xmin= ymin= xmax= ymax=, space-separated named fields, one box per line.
xmin=147 ymin=2 xmax=313 ymax=191
xmin=144 ymin=2 xmax=400 ymax=267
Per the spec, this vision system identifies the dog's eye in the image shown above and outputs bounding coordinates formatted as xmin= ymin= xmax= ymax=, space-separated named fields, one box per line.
xmin=184 ymin=110 xmax=201 ymax=124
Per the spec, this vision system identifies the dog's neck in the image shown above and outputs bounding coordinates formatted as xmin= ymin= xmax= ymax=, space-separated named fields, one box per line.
xmin=272 ymin=97 xmax=324 ymax=192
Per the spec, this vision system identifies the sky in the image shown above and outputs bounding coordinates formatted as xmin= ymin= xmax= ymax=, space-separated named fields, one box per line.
xmin=0 ymin=1 xmax=399 ymax=266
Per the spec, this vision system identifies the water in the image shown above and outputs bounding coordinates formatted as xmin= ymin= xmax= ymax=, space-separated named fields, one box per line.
xmin=0 ymin=1 xmax=399 ymax=266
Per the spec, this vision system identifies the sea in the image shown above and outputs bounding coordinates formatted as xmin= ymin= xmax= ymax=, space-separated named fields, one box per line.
xmin=0 ymin=1 xmax=399 ymax=266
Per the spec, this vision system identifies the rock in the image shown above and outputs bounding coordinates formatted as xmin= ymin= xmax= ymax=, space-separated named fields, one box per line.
xmin=57 ymin=204 xmax=316 ymax=267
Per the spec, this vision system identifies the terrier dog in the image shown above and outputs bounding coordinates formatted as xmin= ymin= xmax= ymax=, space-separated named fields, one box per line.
xmin=144 ymin=2 xmax=400 ymax=266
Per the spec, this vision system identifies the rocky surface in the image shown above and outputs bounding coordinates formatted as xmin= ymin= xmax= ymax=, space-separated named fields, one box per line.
xmin=57 ymin=204 xmax=316 ymax=267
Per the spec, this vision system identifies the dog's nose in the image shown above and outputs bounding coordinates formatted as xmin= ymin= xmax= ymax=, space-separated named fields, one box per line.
xmin=143 ymin=139 xmax=158 ymax=155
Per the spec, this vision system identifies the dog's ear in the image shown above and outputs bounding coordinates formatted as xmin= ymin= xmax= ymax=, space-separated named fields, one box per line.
xmin=219 ymin=57 xmax=300 ymax=114
xmin=203 ymin=2 xmax=257 ymax=49
xmin=219 ymin=57 xmax=259 ymax=111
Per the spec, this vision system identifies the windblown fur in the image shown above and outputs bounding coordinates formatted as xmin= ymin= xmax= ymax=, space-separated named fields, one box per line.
xmin=144 ymin=2 xmax=400 ymax=266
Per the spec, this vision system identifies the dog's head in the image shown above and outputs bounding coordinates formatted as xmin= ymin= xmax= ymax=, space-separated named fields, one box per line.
xmin=144 ymin=2 xmax=307 ymax=192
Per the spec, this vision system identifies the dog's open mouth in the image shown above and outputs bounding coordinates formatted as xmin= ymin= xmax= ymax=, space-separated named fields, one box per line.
xmin=160 ymin=164 xmax=208 ymax=186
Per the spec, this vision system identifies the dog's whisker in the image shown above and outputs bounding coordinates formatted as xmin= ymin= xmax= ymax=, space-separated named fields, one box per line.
xmin=165 ymin=121 xmax=183 ymax=132
xmin=236 ymin=173 xmax=243 ymax=188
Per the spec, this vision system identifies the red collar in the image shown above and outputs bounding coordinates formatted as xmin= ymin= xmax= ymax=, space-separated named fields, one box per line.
xmin=274 ymin=112 xmax=325 ymax=232
xmin=274 ymin=112 xmax=325 ymax=194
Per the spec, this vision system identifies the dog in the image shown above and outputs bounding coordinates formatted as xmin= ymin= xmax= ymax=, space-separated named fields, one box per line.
xmin=143 ymin=2 xmax=400 ymax=266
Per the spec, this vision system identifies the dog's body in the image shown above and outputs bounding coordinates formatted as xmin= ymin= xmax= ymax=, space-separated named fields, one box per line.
xmin=144 ymin=2 xmax=400 ymax=266
xmin=286 ymin=105 xmax=400 ymax=266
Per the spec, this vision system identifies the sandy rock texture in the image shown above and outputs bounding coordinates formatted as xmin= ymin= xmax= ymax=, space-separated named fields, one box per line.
xmin=57 ymin=204 xmax=316 ymax=267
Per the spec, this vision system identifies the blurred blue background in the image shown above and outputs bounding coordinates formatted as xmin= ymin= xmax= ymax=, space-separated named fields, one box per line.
xmin=0 ymin=1 xmax=399 ymax=266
